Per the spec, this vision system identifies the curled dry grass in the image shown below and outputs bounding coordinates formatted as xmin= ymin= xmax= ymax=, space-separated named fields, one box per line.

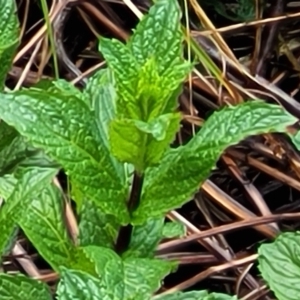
xmin=5 ymin=0 xmax=300 ymax=299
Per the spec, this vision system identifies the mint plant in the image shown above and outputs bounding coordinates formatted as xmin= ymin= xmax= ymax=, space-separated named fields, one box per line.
xmin=0 ymin=0 xmax=299 ymax=299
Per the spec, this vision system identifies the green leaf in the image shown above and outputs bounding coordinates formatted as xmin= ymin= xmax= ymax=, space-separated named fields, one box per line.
xmin=0 ymin=0 xmax=19 ymax=89
xmin=78 ymin=198 xmax=119 ymax=249
xmin=132 ymin=57 xmax=190 ymax=122
xmin=56 ymin=268 xmax=105 ymax=300
xmin=123 ymin=217 xmax=164 ymax=258
xmin=32 ymin=78 xmax=91 ymax=108
xmin=289 ymin=130 xmax=300 ymax=151
xmin=2 ymin=167 xmax=58 ymax=217
xmin=5 ymin=166 xmax=58 ymax=212
xmin=0 ymin=172 xmax=17 ymax=199
xmin=77 ymin=69 xmax=127 ymax=248
xmin=162 ymin=222 xmax=186 ymax=239
xmin=84 ymin=245 xmax=175 ymax=300
xmin=0 ymin=122 xmax=56 ymax=176
xmin=128 ymin=0 xmax=183 ymax=69
xmin=84 ymin=69 xmax=116 ymax=147
xmin=109 ymin=113 xmax=180 ymax=172
xmin=187 ymin=101 xmax=295 ymax=149
xmin=153 ymin=291 xmax=238 ymax=300
xmin=83 ymin=68 xmax=127 ymax=182
xmin=133 ymin=101 xmax=297 ymax=223
xmin=0 ymin=175 xmax=18 ymax=261
xmin=0 ymin=167 xmax=58 ymax=261
xmin=99 ymin=0 xmax=191 ymax=173
xmin=99 ymin=0 xmax=191 ymax=122
xmin=204 ymin=294 xmax=238 ymax=300
xmin=0 ymin=89 xmax=130 ymax=223
xmin=19 ymin=184 xmax=75 ymax=271
xmin=0 ymin=273 xmax=52 ymax=300
xmin=51 ymin=79 xmax=87 ymax=98
xmin=134 ymin=114 xmax=178 ymax=141
xmin=127 ymin=0 xmax=192 ymax=115
xmin=0 ymin=122 xmax=23 ymax=174
xmin=258 ymin=231 xmax=300 ymax=300
xmin=13 ymin=180 xmax=95 ymax=275
xmin=0 ymin=209 xmax=18 ymax=262
xmin=153 ymin=290 xmax=208 ymax=300
xmin=99 ymin=38 xmax=139 ymax=119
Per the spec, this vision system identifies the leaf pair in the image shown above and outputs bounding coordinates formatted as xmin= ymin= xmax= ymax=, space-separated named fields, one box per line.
xmin=100 ymin=0 xmax=192 ymax=173
xmin=0 ymin=86 xmax=297 ymax=227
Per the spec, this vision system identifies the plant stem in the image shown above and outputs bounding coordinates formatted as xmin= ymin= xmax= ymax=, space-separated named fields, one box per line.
xmin=115 ymin=171 xmax=144 ymax=254
xmin=128 ymin=171 xmax=144 ymax=212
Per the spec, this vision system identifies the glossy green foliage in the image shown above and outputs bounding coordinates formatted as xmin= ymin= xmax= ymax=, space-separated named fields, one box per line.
xmin=0 ymin=168 xmax=97 ymax=276
xmin=123 ymin=217 xmax=165 ymax=258
xmin=83 ymin=245 xmax=175 ymax=300
xmin=133 ymin=101 xmax=297 ymax=223
xmin=0 ymin=274 xmax=52 ymax=300
xmin=83 ymin=68 xmax=128 ymax=182
xmin=99 ymin=0 xmax=192 ymax=173
xmin=0 ymin=208 xmax=17 ymax=262
xmin=123 ymin=218 xmax=186 ymax=258
xmin=0 ymin=88 xmax=130 ymax=223
xmin=56 ymin=268 xmax=105 ymax=299
xmin=162 ymin=221 xmax=186 ymax=239
xmin=0 ymin=0 xmax=19 ymax=89
xmin=0 ymin=122 xmax=57 ymax=175
xmin=78 ymin=198 xmax=119 ymax=249
xmin=0 ymin=123 xmax=28 ymax=175
xmin=109 ymin=112 xmax=181 ymax=173
xmin=56 ymin=261 xmax=237 ymax=300
xmin=289 ymin=129 xmax=300 ymax=152
xmin=258 ymin=232 xmax=300 ymax=300
xmin=154 ymin=291 xmax=238 ymax=300
xmin=0 ymin=167 xmax=58 ymax=262
xmin=19 ymin=184 xmax=76 ymax=271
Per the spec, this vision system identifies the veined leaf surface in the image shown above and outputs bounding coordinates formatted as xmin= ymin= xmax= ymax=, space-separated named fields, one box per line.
xmin=19 ymin=184 xmax=76 ymax=271
xmin=258 ymin=231 xmax=300 ymax=300
xmin=123 ymin=217 xmax=164 ymax=258
xmin=78 ymin=198 xmax=119 ymax=249
xmin=0 ymin=0 xmax=19 ymax=89
xmin=162 ymin=221 xmax=186 ymax=239
xmin=84 ymin=245 xmax=175 ymax=300
xmin=56 ymin=268 xmax=105 ymax=300
xmin=133 ymin=101 xmax=297 ymax=223
xmin=0 ymin=274 xmax=52 ymax=300
xmin=0 ymin=167 xmax=58 ymax=261
xmin=0 ymin=89 xmax=130 ymax=223
xmin=99 ymin=0 xmax=191 ymax=172
xmin=153 ymin=291 xmax=237 ymax=300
